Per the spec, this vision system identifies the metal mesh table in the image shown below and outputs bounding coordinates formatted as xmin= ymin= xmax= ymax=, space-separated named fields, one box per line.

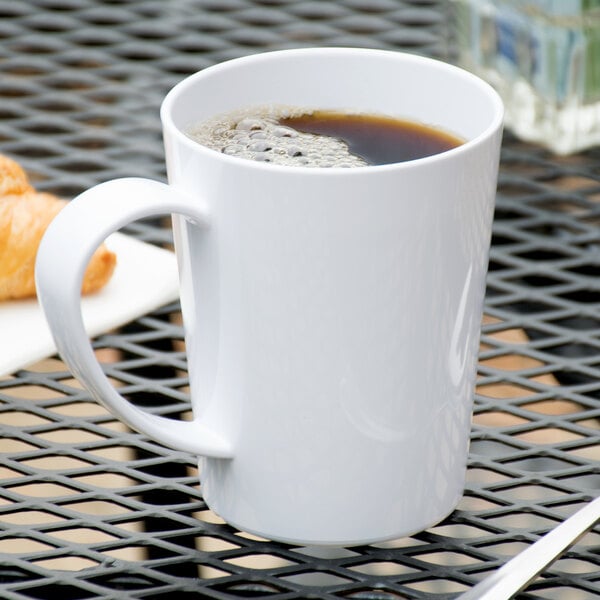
xmin=0 ymin=1 xmax=599 ymax=598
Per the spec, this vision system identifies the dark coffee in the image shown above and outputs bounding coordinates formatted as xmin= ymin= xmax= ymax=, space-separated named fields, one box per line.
xmin=187 ymin=106 xmax=464 ymax=167
xmin=279 ymin=111 xmax=462 ymax=165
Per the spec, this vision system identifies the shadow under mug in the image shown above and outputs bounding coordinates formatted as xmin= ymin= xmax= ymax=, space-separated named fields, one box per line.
xmin=36 ymin=48 xmax=503 ymax=546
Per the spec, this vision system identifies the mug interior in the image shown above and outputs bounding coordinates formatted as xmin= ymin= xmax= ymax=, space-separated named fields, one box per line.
xmin=162 ymin=48 xmax=503 ymax=151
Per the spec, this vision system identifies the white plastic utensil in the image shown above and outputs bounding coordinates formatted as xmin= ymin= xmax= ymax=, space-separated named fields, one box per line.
xmin=457 ymin=495 xmax=600 ymax=599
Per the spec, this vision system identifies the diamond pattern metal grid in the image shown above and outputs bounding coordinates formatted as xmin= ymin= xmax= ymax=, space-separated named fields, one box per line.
xmin=0 ymin=1 xmax=598 ymax=599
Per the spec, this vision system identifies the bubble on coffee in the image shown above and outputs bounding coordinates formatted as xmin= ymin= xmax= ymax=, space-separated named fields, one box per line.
xmin=186 ymin=105 xmax=369 ymax=168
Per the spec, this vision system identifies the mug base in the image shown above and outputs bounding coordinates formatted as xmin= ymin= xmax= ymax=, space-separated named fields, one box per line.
xmin=210 ymin=501 xmax=459 ymax=547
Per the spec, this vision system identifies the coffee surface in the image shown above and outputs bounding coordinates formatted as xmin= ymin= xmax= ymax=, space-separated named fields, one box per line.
xmin=186 ymin=106 xmax=463 ymax=167
xmin=281 ymin=111 xmax=463 ymax=165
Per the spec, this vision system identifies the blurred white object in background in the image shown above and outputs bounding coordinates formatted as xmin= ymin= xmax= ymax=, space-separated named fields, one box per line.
xmin=453 ymin=0 xmax=600 ymax=154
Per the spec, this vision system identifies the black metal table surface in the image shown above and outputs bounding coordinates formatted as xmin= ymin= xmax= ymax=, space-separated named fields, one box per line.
xmin=0 ymin=1 xmax=599 ymax=599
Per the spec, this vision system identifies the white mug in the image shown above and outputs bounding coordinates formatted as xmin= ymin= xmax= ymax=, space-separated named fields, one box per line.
xmin=36 ymin=48 xmax=503 ymax=546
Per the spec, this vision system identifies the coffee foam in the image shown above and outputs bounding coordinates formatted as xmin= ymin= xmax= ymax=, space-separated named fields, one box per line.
xmin=186 ymin=105 xmax=368 ymax=168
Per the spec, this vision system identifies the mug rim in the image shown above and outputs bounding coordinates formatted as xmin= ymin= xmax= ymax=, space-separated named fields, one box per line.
xmin=160 ymin=47 xmax=504 ymax=174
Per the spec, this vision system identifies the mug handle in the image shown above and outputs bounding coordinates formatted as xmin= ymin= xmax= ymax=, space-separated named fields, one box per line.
xmin=35 ymin=177 xmax=233 ymax=458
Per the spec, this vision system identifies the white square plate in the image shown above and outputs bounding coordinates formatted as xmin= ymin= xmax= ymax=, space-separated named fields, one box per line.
xmin=0 ymin=233 xmax=180 ymax=377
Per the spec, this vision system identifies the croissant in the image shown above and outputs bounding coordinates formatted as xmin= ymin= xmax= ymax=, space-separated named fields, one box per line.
xmin=0 ymin=154 xmax=34 ymax=196
xmin=0 ymin=156 xmax=116 ymax=301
